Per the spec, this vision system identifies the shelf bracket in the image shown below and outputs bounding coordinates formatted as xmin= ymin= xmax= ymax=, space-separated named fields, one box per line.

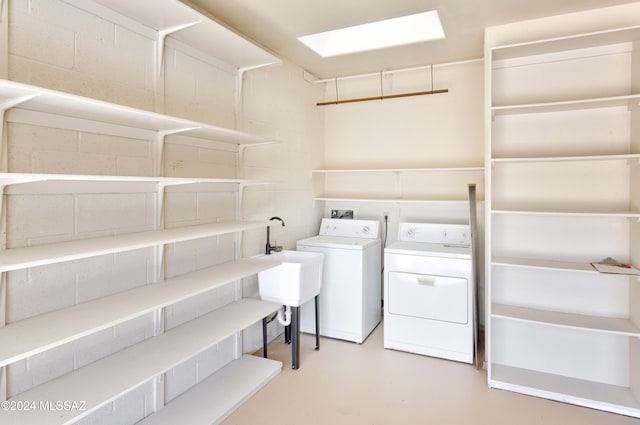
xmin=0 ymin=94 xmax=40 ymax=172
xmin=155 ymin=182 xmax=169 ymax=232
xmin=0 ymin=94 xmax=39 ymax=113
xmin=238 ymin=141 xmax=278 ymax=163
xmin=154 ymin=127 xmax=200 ymax=177
xmin=155 ymin=21 xmax=201 ymax=76
xmin=151 ymin=180 xmax=167 ymax=420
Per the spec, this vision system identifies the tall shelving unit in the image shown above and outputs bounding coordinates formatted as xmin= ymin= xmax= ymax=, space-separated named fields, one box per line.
xmin=0 ymin=81 xmax=284 ymax=425
xmin=486 ymin=25 xmax=640 ymax=417
xmin=0 ymin=1 xmax=285 ymax=424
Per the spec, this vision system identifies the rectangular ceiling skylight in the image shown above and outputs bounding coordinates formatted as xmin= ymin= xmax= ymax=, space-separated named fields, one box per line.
xmin=298 ymin=11 xmax=445 ymax=58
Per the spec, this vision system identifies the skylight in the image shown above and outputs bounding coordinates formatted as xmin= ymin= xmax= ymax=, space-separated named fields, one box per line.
xmin=297 ymin=11 xmax=445 ymax=58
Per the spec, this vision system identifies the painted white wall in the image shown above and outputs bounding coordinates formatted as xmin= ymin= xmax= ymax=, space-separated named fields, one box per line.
xmin=321 ymin=60 xmax=484 ymax=220
xmin=319 ymin=60 xmax=486 ymax=322
xmin=239 ymin=60 xmax=325 ymax=350
xmin=323 ymin=62 xmax=484 ymax=169
xmin=8 ymin=0 xmax=155 ymax=109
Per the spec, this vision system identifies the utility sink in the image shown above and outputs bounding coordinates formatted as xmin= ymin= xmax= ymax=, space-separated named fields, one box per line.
xmin=257 ymin=250 xmax=324 ymax=306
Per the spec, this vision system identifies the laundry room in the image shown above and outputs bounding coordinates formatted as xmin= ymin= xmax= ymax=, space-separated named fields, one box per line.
xmin=0 ymin=1 xmax=638 ymax=425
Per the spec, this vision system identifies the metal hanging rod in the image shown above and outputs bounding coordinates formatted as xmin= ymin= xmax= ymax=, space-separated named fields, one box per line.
xmin=316 ymin=89 xmax=449 ymax=106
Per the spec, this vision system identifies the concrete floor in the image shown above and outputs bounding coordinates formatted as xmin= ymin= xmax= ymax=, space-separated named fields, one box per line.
xmin=222 ymin=324 xmax=638 ymax=425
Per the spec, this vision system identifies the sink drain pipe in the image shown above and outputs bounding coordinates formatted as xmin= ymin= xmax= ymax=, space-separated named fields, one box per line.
xmin=276 ymin=305 xmax=292 ymax=326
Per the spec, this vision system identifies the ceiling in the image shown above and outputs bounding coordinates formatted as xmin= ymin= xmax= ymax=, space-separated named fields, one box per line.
xmin=186 ymin=0 xmax=638 ymax=78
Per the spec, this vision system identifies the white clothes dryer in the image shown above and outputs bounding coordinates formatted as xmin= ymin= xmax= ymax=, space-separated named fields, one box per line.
xmin=384 ymin=222 xmax=473 ymax=363
xmin=297 ymin=218 xmax=381 ymax=343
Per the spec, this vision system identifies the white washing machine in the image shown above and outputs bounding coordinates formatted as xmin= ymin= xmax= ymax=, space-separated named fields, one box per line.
xmin=384 ymin=222 xmax=473 ymax=363
xmin=297 ymin=218 xmax=381 ymax=343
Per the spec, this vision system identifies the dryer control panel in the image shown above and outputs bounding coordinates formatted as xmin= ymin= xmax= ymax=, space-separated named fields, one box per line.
xmin=398 ymin=223 xmax=470 ymax=246
xmin=319 ymin=218 xmax=380 ymax=239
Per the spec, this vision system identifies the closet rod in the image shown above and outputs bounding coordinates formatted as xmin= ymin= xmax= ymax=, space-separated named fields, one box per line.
xmin=316 ymin=88 xmax=448 ymax=106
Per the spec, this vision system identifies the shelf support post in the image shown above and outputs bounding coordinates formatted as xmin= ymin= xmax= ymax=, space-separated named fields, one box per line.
xmin=153 ymin=132 xmax=166 ymax=179
xmin=0 ymin=0 xmax=7 ymax=80
xmin=151 ymin=171 xmax=169 ymax=416
xmin=0 ymin=184 xmax=6 ymax=401
xmin=0 ymin=272 xmax=5 ymax=402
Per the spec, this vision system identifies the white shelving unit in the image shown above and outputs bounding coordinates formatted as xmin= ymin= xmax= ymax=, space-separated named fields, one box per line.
xmin=0 ymin=78 xmax=278 ymax=149
xmin=1 ymin=299 xmax=281 ymax=425
xmin=486 ymin=24 xmax=640 ymax=418
xmin=313 ymin=167 xmax=484 ymax=203
xmin=0 ymin=258 xmax=280 ymax=367
xmin=0 ymin=221 xmax=268 ymax=272
xmin=64 ymin=0 xmax=280 ymax=73
xmin=0 ymin=173 xmax=274 ymax=187
xmin=0 ymin=1 xmax=284 ymax=424
xmin=136 ymin=354 xmax=281 ymax=425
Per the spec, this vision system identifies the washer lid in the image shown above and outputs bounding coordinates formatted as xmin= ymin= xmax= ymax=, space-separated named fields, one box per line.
xmin=297 ymin=235 xmax=381 ymax=250
xmin=384 ymin=241 xmax=471 ymax=259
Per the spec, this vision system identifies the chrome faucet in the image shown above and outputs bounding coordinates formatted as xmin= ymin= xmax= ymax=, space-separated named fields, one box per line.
xmin=266 ymin=216 xmax=285 ymax=254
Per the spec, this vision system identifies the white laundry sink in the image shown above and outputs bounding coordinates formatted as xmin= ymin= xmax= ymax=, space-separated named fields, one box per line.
xmin=257 ymin=250 xmax=323 ymax=306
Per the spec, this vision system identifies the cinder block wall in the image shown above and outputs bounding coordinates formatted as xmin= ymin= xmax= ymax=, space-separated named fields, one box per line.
xmin=1 ymin=0 xmax=323 ymax=423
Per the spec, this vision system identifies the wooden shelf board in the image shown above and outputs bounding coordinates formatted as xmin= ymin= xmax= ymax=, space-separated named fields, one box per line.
xmin=0 ymin=258 xmax=281 ymax=367
xmin=491 ymin=256 xmax=597 ymax=273
xmin=491 ymin=209 xmax=640 ymax=218
xmin=313 ymin=167 xmax=484 ymax=173
xmin=491 ymin=303 xmax=640 ymax=337
xmin=492 ymin=93 xmax=640 ymax=115
xmin=0 ymin=299 xmax=282 ymax=425
xmin=0 ymin=79 xmax=273 ymax=146
xmin=490 ymin=364 xmax=640 ymax=417
xmin=137 ymin=355 xmax=281 ymax=425
xmin=0 ymin=221 xmax=268 ymax=273
xmin=315 ymin=196 xmax=483 ymax=204
xmin=491 ymin=153 xmax=640 ymax=163
xmin=0 ymin=172 xmax=270 ymax=187
xmin=491 ymin=26 xmax=640 ymax=61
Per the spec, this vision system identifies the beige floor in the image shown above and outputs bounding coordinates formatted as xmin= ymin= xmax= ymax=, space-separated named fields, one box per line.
xmin=223 ymin=324 xmax=638 ymax=425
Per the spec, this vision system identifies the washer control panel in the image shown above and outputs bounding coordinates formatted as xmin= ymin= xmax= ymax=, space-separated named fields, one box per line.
xmin=398 ymin=222 xmax=470 ymax=246
xmin=319 ymin=218 xmax=380 ymax=239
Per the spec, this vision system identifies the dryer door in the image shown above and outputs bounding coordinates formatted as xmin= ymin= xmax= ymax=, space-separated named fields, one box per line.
xmin=388 ymin=271 xmax=468 ymax=324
